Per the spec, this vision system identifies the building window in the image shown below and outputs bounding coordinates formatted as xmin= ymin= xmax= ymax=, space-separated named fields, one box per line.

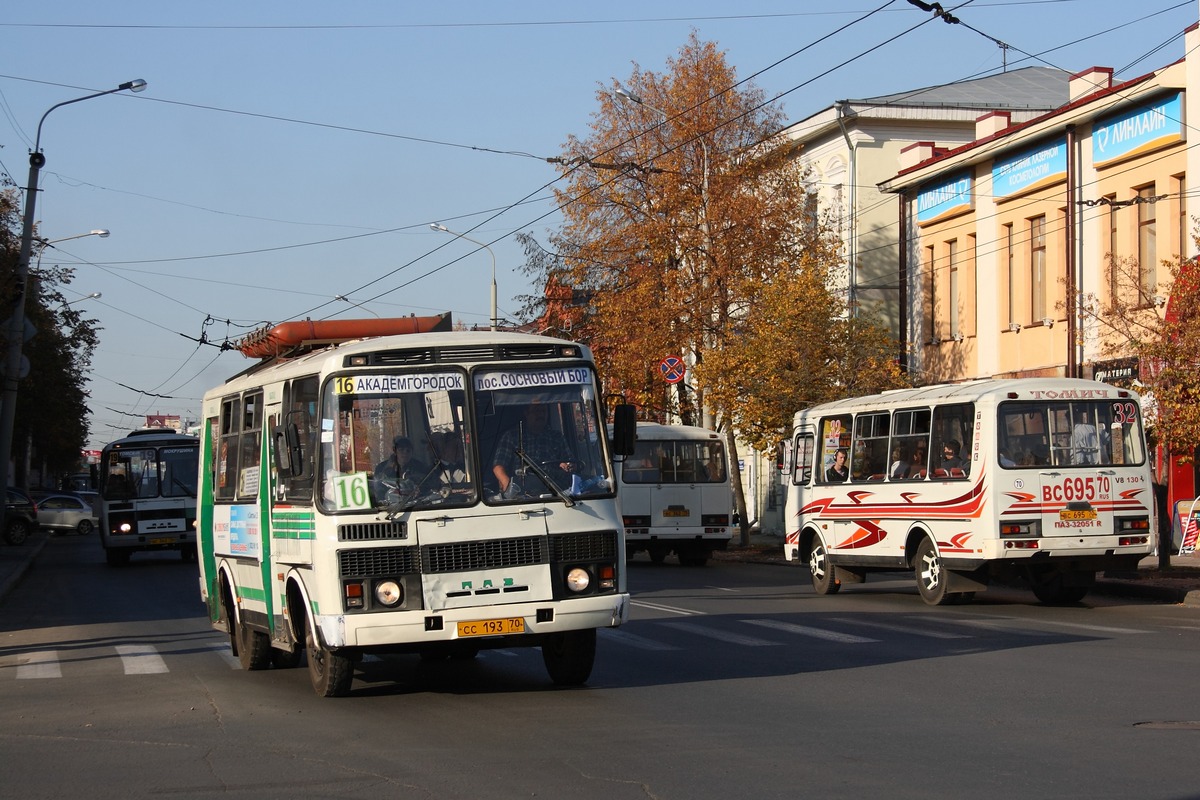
xmin=1137 ymin=184 xmax=1156 ymax=303
xmin=1030 ymin=215 xmax=1046 ymax=321
xmin=948 ymin=239 xmax=959 ymax=338
xmin=1005 ymin=224 xmax=1015 ymax=326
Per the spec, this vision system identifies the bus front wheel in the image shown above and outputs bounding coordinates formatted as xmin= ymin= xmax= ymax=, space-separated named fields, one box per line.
xmin=809 ymin=536 xmax=840 ymax=595
xmin=236 ymin=614 xmax=271 ymax=671
xmin=542 ymin=629 xmax=596 ymax=686
xmin=305 ymin=616 xmax=353 ymax=697
xmin=915 ymin=538 xmax=951 ymax=605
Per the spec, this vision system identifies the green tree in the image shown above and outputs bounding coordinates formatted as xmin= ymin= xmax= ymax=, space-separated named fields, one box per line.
xmin=0 ymin=188 xmax=100 ymax=487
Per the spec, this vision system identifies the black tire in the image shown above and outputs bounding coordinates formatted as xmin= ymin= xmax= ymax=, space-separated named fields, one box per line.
xmin=105 ymin=547 xmax=131 ymax=567
xmin=542 ymin=629 xmax=596 ymax=686
xmin=76 ymin=519 xmax=94 ymax=536
xmin=648 ymin=546 xmax=668 ymax=565
xmin=1031 ymin=570 xmax=1091 ymax=605
xmin=915 ymin=537 xmax=951 ymax=606
xmin=4 ymin=518 xmax=30 ymax=546
xmin=236 ymin=613 xmax=271 ymax=671
xmin=305 ymin=616 xmax=354 ymax=697
xmin=809 ymin=536 xmax=840 ymax=595
xmin=271 ymin=647 xmax=302 ymax=669
xmin=679 ymin=547 xmax=709 ymax=567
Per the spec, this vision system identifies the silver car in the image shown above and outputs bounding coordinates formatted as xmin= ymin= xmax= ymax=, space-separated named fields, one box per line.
xmin=38 ymin=494 xmax=98 ymax=536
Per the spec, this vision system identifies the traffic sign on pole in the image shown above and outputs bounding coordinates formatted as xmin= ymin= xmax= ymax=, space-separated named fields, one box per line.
xmin=658 ymin=355 xmax=686 ymax=384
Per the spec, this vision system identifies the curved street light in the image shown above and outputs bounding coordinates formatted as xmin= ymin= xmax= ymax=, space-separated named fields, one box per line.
xmin=0 ymin=79 xmax=145 ymax=510
xmin=430 ymin=223 xmax=498 ymax=331
xmin=333 ymin=294 xmax=381 ymax=318
xmin=63 ymin=292 xmax=103 ymax=307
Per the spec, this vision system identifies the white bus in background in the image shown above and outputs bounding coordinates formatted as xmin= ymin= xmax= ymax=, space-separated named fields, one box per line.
xmin=782 ymin=378 xmax=1154 ymax=605
xmin=617 ymin=422 xmax=732 ymax=566
xmin=197 ymin=317 xmax=636 ymax=697
xmin=97 ymin=429 xmax=199 ymax=566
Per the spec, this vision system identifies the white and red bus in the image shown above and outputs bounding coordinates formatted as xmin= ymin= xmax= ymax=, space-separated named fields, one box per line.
xmin=782 ymin=378 xmax=1154 ymax=605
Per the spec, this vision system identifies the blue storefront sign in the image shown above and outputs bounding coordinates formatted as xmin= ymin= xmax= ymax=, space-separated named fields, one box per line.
xmin=916 ymin=172 xmax=973 ymax=225
xmin=992 ymin=139 xmax=1067 ymax=200
xmin=1093 ymin=91 xmax=1185 ymax=168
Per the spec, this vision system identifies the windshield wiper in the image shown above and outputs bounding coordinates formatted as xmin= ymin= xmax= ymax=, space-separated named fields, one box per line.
xmin=515 ymin=448 xmax=575 ymax=507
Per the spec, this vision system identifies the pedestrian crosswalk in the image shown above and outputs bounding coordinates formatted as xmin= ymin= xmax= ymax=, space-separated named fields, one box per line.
xmin=0 ymin=610 xmax=1158 ymax=682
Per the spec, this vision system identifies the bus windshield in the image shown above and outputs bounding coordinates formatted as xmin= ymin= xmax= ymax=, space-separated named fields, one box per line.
xmin=624 ymin=439 xmax=726 ymax=484
xmin=103 ymin=445 xmax=199 ymax=500
xmin=319 ymin=371 xmax=474 ymax=513
xmin=474 ymin=368 xmax=611 ymax=504
xmin=997 ymin=398 xmax=1145 ymax=468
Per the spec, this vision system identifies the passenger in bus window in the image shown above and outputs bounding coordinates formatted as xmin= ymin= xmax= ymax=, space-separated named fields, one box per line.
xmin=1071 ymin=411 xmax=1100 ymax=464
xmin=703 ymin=454 xmax=726 ymax=482
xmin=999 ymin=448 xmax=1017 ymax=468
xmin=374 ymin=435 xmax=432 ymax=495
xmin=888 ymin=444 xmax=910 ymax=480
xmin=492 ymin=401 xmax=576 ymax=495
xmin=907 ymin=440 xmax=929 ymax=478
xmin=940 ymin=440 xmax=967 ymax=472
xmin=825 ymin=448 xmax=849 ymax=482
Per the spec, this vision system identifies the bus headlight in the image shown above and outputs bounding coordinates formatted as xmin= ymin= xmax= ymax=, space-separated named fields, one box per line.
xmin=374 ymin=580 xmax=404 ymax=607
xmin=565 ymin=568 xmax=591 ymax=593
xmin=118 ymin=522 xmax=133 ymax=533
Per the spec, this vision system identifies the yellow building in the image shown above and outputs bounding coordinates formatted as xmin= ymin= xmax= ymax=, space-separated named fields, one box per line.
xmin=879 ymin=27 xmax=1195 ymax=385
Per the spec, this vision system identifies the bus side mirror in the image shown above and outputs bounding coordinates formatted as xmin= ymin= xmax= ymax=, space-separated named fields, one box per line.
xmin=775 ymin=441 xmax=786 ymax=472
xmin=273 ymin=422 xmax=305 ymax=478
xmin=610 ymin=404 xmax=636 ymax=457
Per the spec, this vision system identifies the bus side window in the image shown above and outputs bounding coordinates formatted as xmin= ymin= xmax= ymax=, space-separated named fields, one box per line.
xmin=793 ymin=433 xmax=814 ymax=485
xmin=851 ymin=412 xmax=890 ymax=482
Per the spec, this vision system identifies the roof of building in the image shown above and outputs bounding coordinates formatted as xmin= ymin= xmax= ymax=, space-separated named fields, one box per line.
xmin=855 ymin=66 xmax=1070 ymax=111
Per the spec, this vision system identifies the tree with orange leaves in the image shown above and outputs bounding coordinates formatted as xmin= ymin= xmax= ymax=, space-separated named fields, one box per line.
xmin=520 ymin=34 xmax=904 ymax=541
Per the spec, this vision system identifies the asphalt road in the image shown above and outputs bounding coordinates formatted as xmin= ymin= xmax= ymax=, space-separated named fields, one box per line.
xmin=3 ymin=536 xmax=1200 ymax=799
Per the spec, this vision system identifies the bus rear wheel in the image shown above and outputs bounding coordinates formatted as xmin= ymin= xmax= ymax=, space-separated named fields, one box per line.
xmin=1030 ymin=569 xmax=1091 ymax=605
xmin=305 ymin=616 xmax=353 ymax=697
xmin=915 ymin=538 xmax=951 ymax=605
xmin=236 ymin=614 xmax=271 ymax=671
xmin=542 ymin=629 xmax=596 ymax=686
xmin=809 ymin=536 xmax=840 ymax=595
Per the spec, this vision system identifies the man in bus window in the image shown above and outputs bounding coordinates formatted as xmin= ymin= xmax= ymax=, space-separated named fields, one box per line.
xmin=907 ymin=440 xmax=929 ymax=478
xmin=1071 ymin=411 xmax=1100 ymax=464
xmin=888 ymin=444 xmax=910 ymax=480
xmin=941 ymin=440 xmax=967 ymax=472
xmin=492 ymin=400 xmax=576 ymax=496
xmin=374 ymin=435 xmax=432 ymax=496
xmin=826 ymin=448 xmax=849 ymax=482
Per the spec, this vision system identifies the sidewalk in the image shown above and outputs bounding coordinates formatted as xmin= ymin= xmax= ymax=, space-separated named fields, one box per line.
xmin=730 ymin=529 xmax=1200 ymax=606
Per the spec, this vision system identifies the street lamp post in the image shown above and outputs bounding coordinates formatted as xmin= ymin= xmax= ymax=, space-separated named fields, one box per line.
xmin=430 ymin=223 xmax=498 ymax=331
xmin=63 ymin=292 xmax=103 ymax=307
xmin=0 ymin=79 xmax=145 ymax=507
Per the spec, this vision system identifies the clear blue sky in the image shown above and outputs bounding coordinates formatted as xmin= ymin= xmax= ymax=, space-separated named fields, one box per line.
xmin=1 ymin=1 xmax=1194 ymax=448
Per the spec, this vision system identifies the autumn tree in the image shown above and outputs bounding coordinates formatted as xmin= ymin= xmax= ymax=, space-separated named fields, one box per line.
xmin=1083 ymin=246 xmax=1200 ymax=460
xmin=0 ymin=187 xmax=99 ymax=486
xmin=521 ymin=33 xmax=903 ymax=541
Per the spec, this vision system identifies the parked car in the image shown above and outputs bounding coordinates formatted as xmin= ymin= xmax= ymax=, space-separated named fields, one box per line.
xmin=37 ymin=493 xmax=98 ymax=536
xmin=4 ymin=488 xmax=39 ymax=545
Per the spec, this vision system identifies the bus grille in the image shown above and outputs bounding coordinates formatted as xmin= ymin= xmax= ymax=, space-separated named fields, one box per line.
xmin=339 ymin=546 xmax=420 ymax=577
xmin=338 ymin=520 xmax=408 ymax=541
xmin=551 ymin=530 xmax=618 ymax=562
xmin=422 ymin=536 xmax=546 ymax=573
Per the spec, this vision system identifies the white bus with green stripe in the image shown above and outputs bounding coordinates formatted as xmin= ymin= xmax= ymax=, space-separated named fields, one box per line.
xmin=197 ymin=317 xmax=636 ymax=696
